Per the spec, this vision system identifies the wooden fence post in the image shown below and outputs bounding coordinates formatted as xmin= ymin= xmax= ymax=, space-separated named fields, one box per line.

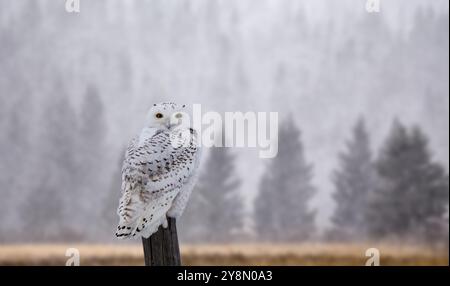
xmin=141 ymin=217 xmax=181 ymax=266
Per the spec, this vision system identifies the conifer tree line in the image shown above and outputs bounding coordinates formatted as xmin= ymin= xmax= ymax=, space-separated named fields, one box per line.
xmin=179 ymin=116 xmax=448 ymax=245
xmin=0 ymin=83 xmax=448 ymax=244
xmin=0 ymin=1 xmax=448 ymax=245
xmin=0 ymin=85 xmax=448 ymax=244
xmin=0 ymin=83 xmax=109 ymax=242
xmin=327 ymin=119 xmax=449 ymax=244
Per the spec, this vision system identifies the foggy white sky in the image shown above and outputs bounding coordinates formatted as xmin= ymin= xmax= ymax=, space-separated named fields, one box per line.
xmin=76 ymin=0 xmax=450 ymax=230
xmin=0 ymin=0 xmax=448 ymax=235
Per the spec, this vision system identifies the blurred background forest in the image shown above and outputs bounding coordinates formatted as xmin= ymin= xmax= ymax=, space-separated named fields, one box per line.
xmin=0 ymin=0 xmax=448 ymax=265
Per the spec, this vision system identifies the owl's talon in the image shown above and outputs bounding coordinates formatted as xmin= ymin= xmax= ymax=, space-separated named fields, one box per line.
xmin=162 ymin=217 xmax=168 ymax=228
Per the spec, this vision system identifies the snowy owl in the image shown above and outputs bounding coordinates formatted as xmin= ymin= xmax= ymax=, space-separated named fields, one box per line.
xmin=116 ymin=102 xmax=201 ymax=239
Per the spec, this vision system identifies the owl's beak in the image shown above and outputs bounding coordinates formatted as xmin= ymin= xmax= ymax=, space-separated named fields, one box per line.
xmin=165 ymin=120 xmax=172 ymax=129
xmin=167 ymin=117 xmax=180 ymax=130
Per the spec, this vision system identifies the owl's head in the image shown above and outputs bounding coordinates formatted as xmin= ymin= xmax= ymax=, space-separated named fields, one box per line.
xmin=145 ymin=102 xmax=188 ymax=130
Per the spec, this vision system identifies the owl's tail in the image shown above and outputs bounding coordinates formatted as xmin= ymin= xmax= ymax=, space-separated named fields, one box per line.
xmin=115 ymin=183 xmax=174 ymax=239
xmin=115 ymin=182 xmax=143 ymax=239
xmin=116 ymin=212 xmax=167 ymax=239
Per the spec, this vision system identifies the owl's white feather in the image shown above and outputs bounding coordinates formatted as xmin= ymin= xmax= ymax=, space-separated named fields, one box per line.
xmin=116 ymin=102 xmax=201 ymax=239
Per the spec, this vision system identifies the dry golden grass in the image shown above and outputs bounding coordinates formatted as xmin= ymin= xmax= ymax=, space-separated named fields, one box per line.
xmin=0 ymin=243 xmax=447 ymax=266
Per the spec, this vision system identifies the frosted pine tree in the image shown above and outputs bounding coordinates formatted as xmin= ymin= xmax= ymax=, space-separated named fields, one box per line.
xmin=367 ymin=120 xmax=449 ymax=243
xmin=329 ymin=118 xmax=375 ymax=241
xmin=254 ymin=117 xmax=316 ymax=242
xmin=1 ymin=89 xmax=32 ymax=241
xmin=23 ymin=83 xmax=79 ymax=241
xmin=79 ymin=84 xmax=107 ymax=238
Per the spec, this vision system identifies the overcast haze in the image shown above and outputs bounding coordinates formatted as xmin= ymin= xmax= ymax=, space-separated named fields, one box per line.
xmin=0 ymin=0 xmax=448 ymax=242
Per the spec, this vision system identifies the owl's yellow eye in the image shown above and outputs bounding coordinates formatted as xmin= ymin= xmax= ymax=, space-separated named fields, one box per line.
xmin=175 ymin=113 xmax=183 ymax=118
xmin=155 ymin=113 xmax=163 ymax=119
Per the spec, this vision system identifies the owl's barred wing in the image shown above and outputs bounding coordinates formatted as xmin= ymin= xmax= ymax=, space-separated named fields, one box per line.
xmin=116 ymin=128 xmax=200 ymax=239
xmin=116 ymin=186 xmax=180 ymax=238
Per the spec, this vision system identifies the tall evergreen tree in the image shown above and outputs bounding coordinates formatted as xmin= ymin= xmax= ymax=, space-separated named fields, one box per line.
xmin=254 ymin=117 xmax=316 ymax=242
xmin=0 ymin=88 xmax=32 ymax=241
xmin=23 ymin=81 xmax=80 ymax=241
xmin=180 ymin=147 xmax=243 ymax=243
xmin=79 ymin=84 xmax=106 ymax=182
xmin=329 ymin=118 xmax=375 ymax=240
xmin=367 ymin=120 xmax=449 ymax=243
xmin=78 ymin=84 xmax=107 ymax=238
